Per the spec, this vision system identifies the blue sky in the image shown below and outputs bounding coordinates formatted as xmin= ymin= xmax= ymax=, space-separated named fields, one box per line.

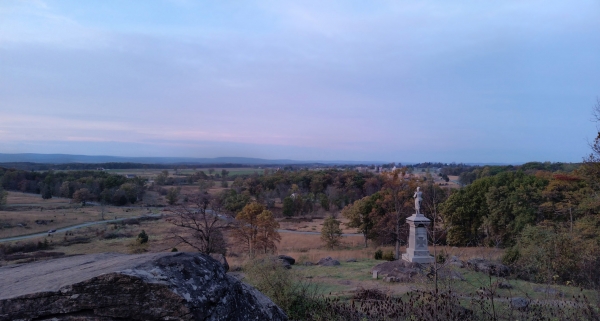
xmin=1 ymin=0 xmax=599 ymax=163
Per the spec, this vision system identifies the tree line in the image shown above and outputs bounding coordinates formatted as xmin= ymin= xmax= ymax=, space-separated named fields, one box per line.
xmin=0 ymin=167 xmax=146 ymax=205
xmin=226 ymin=169 xmax=383 ymax=216
xmin=0 ymin=162 xmax=259 ymax=171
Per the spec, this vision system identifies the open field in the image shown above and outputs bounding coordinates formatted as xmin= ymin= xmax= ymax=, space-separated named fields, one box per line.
xmin=7 ymin=192 xmax=72 ymax=206
xmin=104 ymin=167 xmax=264 ymax=178
xmin=0 ymin=192 xmax=149 ymax=238
xmin=172 ymin=168 xmax=265 ymax=176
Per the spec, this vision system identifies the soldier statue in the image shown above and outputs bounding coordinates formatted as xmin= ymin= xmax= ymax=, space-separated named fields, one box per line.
xmin=413 ymin=186 xmax=422 ymax=215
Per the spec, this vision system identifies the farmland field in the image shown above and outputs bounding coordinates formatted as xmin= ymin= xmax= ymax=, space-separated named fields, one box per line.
xmin=104 ymin=167 xmax=265 ymax=178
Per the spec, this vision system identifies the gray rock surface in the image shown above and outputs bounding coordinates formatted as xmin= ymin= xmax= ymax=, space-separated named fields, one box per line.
xmin=317 ymin=256 xmax=340 ymax=266
xmin=449 ymin=256 xmax=465 ymax=268
xmin=0 ymin=252 xmax=287 ymax=321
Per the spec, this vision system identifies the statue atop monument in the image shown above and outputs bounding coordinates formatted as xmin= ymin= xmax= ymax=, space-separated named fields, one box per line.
xmin=413 ymin=186 xmax=423 ymax=215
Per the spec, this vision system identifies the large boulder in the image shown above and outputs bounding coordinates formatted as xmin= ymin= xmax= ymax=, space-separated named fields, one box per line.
xmin=277 ymin=255 xmax=295 ymax=266
xmin=317 ymin=256 xmax=340 ymax=266
xmin=0 ymin=252 xmax=287 ymax=321
xmin=371 ymin=260 xmax=420 ymax=283
xmin=278 ymin=259 xmax=292 ymax=270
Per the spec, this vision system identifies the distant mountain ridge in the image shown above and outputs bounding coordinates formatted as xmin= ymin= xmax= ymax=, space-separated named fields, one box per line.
xmin=0 ymin=153 xmax=385 ymax=165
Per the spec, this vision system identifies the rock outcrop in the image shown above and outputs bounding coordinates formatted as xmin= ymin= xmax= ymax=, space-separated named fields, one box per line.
xmin=317 ymin=257 xmax=340 ymax=266
xmin=371 ymin=260 xmax=420 ymax=282
xmin=277 ymin=255 xmax=295 ymax=266
xmin=0 ymin=252 xmax=287 ymax=321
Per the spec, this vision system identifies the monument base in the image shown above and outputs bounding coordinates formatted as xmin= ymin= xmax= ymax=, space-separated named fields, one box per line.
xmin=402 ymin=213 xmax=434 ymax=264
xmin=402 ymin=253 xmax=434 ymax=264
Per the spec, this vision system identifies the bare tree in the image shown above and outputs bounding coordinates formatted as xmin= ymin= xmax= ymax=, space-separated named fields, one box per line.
xmin=166 ymin=193 xmax=229 ymax=255
xmin=582 ymin=98 xmax=600 ymax=191
xmin=100 ymin=201 xmax=106 ymax=220
xmin=421 ymin=178 xmax=450 ymax=295
xmin=384 ymin=168 xmax=415 ymax=259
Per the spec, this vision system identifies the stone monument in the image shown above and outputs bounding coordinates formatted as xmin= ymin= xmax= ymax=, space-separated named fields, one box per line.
xmin=402 ymin=187 xmax=434 ymax=264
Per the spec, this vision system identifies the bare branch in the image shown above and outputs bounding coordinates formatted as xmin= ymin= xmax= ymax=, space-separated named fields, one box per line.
xmin=165 ymin=192 xmax=229 ymax=255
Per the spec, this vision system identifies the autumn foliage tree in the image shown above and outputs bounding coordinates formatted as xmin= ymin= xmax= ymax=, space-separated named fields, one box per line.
xmin=341 ymin=195 xmax=377 ymax=248
xmin=376 ymin=169 xmax=418 ymax=258
xmin=72 ymin=188 xmax=92 ymax=206
xmin=233 ymin=202 xmax=280 ymax=255
xmin=321 ymin=216 xmax=343 ymax=249
xmin=256 ymin=210 xmax=281 ymax=254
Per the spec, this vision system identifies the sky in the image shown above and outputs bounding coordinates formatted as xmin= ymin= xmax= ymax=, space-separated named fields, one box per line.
xmin=1 ymin=0 xmax=599 ymax=163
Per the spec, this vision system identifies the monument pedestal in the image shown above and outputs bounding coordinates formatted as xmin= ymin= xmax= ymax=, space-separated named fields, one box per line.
xmin=402 ymin=214 xmax=434 ymax=264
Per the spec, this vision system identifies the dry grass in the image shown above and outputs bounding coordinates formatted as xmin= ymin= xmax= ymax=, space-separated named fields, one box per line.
xmin=435 ymin=245 xmax=505 ymax=261
xmin=278 ymin=216 xmax=358 ymax=234
xmin=6 ymin=192 xmax=71 ymax=206
xmin=0 ymin=207 xmax=149 ymax=238
xmin=0 ymin=192 xmax=157 ymax=238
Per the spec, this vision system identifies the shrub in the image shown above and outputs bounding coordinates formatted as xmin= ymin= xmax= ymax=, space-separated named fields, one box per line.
xmin=374 ymin=249 xmax=383 ymax=260
xmin=299 ymin=289 xmax=598 ymax=321
xmin=436 ymin=249 xmax=447 ymax=264
xmin=243 ymin=257 xmax=321 ymax=320
xmin=0 ymin=240 xmax=51 ymax=255
xmin=501 ymin=246 xmax=520 ymax=265
xmin=137 ymin=230 xmax=149 ymax=244
xmin=321 ymin=216 xmax=342 ymax=249
xmin=382 ymin=250 xmax=395 ymax=261
xmin=103 ymin=231 xmax=132 ymax=240
xmin=508 ymin=223 xmax=600 ymax=288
